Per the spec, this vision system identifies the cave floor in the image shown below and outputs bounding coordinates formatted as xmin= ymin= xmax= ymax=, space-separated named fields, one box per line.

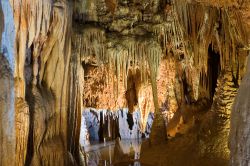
xmin=140 ymin=135 xmax=228 ymax=166
xmin=140 ymin=103 xmax=229 ymax=166
xmin=85 ymin=135 xmax=228 ymax=166
xmin=85 ymin=104 xmax=229 ymax=166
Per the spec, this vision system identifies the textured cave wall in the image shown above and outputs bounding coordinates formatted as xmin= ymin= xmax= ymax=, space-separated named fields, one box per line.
xmin=0 ymin=55 xmax=15 ymax=166
xmin=224 ymin=1 xmax=250 ymax=165
xmin=9 ymin=0 xmax=84 ymax=165
xmin=0 ymin=0 xmax=15 ymax=165
xmin=74 ymin=0 xmax=250 ymax=148
xmin=0 ymin=2 xmax=2 ymax=45
xmin=230 ymin=55 xmax=250 ymax=165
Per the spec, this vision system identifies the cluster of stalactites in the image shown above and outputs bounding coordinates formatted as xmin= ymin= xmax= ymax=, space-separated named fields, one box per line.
xmin=152 ymin=19 xmax=183 ymax=53
xmin=173 ymin=0 xmax=248 ymax=100
xmin=73 ymin=26 xmax=106 ymax=64
xmin=73 ymin=27 xmax=162 ymax=107
xmin=12 ymin=0 xmax=52 ymax=98
xmin=218 ymin=10 xmax=248 ymax=77
xmin=107 ymin=37 xmax=162 ymax=93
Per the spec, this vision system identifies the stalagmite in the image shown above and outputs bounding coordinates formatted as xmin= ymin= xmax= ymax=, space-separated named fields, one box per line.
xmin=2 ymin=0 xmax=84 ymax=165
xmin=15 ymin=98 xmax=29 ymax=166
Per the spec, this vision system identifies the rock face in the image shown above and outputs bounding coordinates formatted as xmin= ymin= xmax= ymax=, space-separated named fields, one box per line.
xmin=17 ymin=1 xmax=78 ymax=164
xmin=0 ymin=54 xmax=15 ymax=166
xmin=230 ymin=54 xmax=250 ymax=165
xmin=2 ymin=0 xmax=82 ymax=165
xmin=0 ymin=1 xmax=15 ymax=165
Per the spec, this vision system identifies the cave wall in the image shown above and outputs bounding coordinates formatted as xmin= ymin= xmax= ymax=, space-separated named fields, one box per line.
xmin=3 ymin=0 xmax=83 ymax=165
xmin=0 ymin=55 xmax=15 ymax=166
xmin=230 ymin=54 xmax=250 ymax=165
xmin=0 ymin=0 xmax=15 ymax=165
xmin=174 ymin=0 xmax=250 ymax=163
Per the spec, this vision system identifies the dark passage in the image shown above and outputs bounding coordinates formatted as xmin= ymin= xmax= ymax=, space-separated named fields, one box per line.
xmin=208 ymin=44 xmax=220 ymax=99
xmin=127 ymin=112 xmax=134 ymax=130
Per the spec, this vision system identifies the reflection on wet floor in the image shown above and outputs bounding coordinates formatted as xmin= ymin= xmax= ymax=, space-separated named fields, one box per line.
xmin=85 ymin=139 xmax=143 ymax=166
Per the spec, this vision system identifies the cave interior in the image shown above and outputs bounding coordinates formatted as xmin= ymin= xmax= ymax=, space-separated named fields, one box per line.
xmin=0 ymin=0 xmax=250 ymax=166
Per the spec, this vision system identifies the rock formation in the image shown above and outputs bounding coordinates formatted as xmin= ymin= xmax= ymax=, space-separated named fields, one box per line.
xmin=0 ymin=54 xmax=15 ymax=166
xmin=230 ymin=54 xmax=250 ymax=165
xmin=0 ymin=1 xmax=15 ymax=165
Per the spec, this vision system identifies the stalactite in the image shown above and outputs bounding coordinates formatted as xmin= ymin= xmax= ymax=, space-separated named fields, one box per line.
xmin=12 ymin=0 xmax=52 ymax=98
xmin=74 ymin=29 xmax=162 ymax=110
xmin=106 ymin=36 xmax=162 ymax=103
xmin=152 ymin=20 xmax=183 ymax=53
xmin=73 ymin=26 xmax=106 ymax=64
xmin=173 ymin=0 xmax=248 ymax=100
xmin=9 ymin=0 xmax=83 ymax=165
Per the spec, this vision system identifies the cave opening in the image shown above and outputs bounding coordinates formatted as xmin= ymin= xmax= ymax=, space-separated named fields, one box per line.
xmin=207 ymin=44 xmax=221 ymax=100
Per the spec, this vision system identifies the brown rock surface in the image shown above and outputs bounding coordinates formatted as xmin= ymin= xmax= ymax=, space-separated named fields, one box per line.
xmin=15 ymin=98 xmax=29 ymax=166
xmin=230 ymin=54 xmax=250 ymax=165
xmin=10 ymin=0 xmax=81 ymax=165
xmin=0 ymin=54 xmax=15 ymax=166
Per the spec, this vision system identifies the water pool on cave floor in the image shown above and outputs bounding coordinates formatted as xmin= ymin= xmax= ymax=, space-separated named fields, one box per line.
xmin=84 ymin=139 xmax=146 ymax=166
